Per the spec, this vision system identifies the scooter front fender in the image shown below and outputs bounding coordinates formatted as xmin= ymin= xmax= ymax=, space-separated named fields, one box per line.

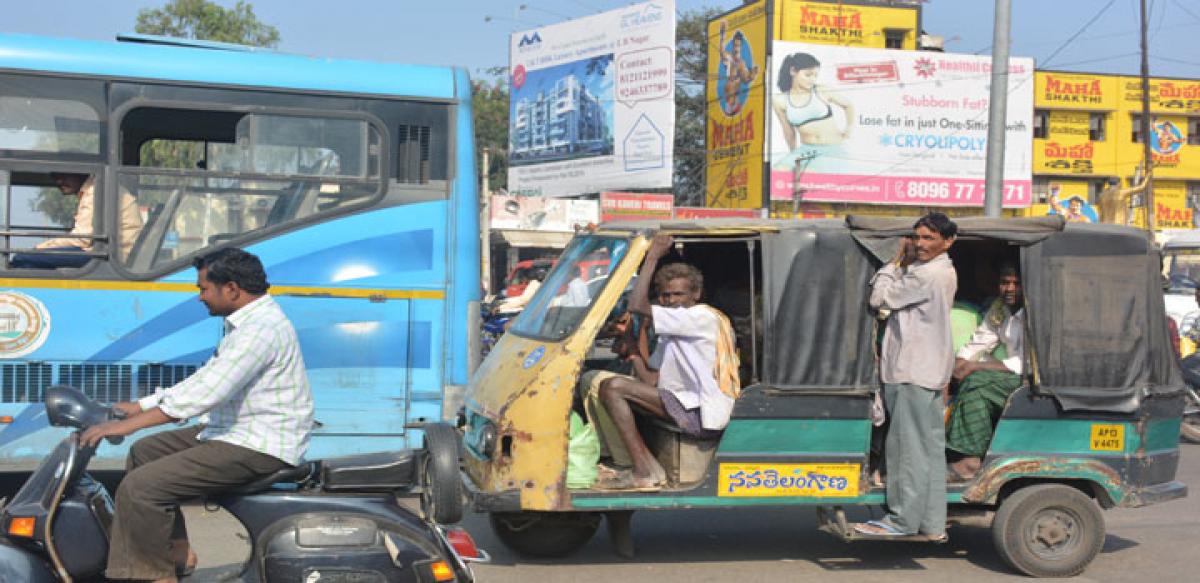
xmin=0 ymin=537 xmax=57 ymax=583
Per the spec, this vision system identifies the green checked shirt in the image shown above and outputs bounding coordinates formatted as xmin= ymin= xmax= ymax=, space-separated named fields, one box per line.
xmin=139 ymin=295 xmax=314 ymax=465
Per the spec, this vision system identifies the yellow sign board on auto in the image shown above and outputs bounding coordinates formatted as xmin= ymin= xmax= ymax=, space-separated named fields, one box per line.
xmin=1090 ymin=424 xmax=1125 ymax=452
xmin=719 ymin=463 xmax=860 ymax=497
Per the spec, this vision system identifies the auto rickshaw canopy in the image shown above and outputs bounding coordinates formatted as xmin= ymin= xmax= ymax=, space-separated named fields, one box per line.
xmin=598 ymin=216 xmax=1183 ymax=414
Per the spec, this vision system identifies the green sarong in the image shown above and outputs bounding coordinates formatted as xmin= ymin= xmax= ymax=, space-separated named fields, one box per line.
xmin=946 ymin=369 xmax=1022 ymax=456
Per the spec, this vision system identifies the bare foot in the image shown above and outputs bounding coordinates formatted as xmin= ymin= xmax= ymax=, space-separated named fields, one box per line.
xmin=948 ymin=456 xmax=981 ymax=480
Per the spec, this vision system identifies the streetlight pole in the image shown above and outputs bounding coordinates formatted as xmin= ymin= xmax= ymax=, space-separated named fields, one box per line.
xmin=982 ymin=0 xmax=1012 ymax=217
xmin=1139 ymin=0 xmax=1155 ymax=232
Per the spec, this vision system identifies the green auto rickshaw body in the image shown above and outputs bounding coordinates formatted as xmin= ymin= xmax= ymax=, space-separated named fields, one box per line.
xmin=461 ymin=216 xmax=1186 ymax=522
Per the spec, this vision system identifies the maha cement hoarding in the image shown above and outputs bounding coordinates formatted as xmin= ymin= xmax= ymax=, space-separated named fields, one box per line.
xmin=507 ymin=0 xmax=675 ymax=198
xmin=768 ymin=42 xmax=1034 ymax=206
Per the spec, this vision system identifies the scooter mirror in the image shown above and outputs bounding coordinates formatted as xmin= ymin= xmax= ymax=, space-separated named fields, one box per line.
xmin=45 ymin=385 xmax=115 ymax=430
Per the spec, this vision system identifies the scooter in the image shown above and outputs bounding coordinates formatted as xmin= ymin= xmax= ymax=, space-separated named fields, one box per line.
xmin=0 ymin=385 xmax=485 ymax=582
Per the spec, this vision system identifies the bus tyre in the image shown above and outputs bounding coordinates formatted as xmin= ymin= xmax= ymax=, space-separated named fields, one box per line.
xmin=489 ymin=511 xmax=601 ymax=558
xmin=992 ymin=484 xmax=1105 ymax=578
xmin=421 ymin=423 xmax=463 ymax=524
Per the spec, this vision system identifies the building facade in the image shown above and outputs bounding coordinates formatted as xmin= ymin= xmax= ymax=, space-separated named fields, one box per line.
xmin=1030 ymin=71 xmax=1200 ymax=229
xmin=511 ymin=75 xmax=609 ymax=162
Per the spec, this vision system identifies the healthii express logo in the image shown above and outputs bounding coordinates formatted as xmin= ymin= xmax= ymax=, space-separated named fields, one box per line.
xmin=0 ymin=291 xmax=51 ymax=358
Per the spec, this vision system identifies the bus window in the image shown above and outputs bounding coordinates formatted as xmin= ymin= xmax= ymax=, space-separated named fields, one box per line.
xmin=1 ymin=170 xmax=86 ymax=244
xmin=118 ymin=109 xmax=384 ymax=273
xmin=0 ymin=73 xmax=105 ymax=157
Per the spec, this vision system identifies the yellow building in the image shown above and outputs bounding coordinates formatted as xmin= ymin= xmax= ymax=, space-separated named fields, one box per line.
xmin=705 ymin=0 xmax=921 ymax=210
xmin=1027 ymin=71 xmax=1200 ymax=230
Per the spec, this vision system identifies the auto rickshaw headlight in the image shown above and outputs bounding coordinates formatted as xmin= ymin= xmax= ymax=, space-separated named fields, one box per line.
xmin=478 ymin=424 xmax=498 ymax=459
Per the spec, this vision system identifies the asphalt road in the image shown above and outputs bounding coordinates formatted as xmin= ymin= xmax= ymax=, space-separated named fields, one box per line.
xmin=151 ymin=442 xmax=1200 ymax=582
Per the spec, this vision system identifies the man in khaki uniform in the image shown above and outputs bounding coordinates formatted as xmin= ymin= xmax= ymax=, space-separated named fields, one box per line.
xmin=11 ymin=173 xmax=143 ymax=268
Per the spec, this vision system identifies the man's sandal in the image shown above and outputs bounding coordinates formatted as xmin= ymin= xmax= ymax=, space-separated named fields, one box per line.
xmin=853 ymin=519 xmax=910 ymax=537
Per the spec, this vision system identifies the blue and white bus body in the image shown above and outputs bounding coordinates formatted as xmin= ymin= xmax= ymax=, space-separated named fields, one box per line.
xmin=0 ymin=33 xmax=478 ymax=470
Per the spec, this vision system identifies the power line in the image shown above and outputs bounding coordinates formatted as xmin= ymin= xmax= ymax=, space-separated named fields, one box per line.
xmin=1039 ymin=0 xmax=1120 ymax=68
xmin=1173 ymin=0 xmax=1200 ymax=22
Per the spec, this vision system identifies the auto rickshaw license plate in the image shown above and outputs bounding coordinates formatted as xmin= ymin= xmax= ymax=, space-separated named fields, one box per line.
xmin=1090 ymin=424 xmax=1125 ymax=451
xmin=718 ymin=463 xmax=860 ymax=497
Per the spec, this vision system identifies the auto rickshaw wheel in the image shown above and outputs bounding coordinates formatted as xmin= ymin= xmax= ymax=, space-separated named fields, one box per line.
xmin=992 ymin=483 xmax=1105 ymax=578
xmin=421 ymin=423 xmax=464 ymax=524
xmin=1181 ymin=389 xmax=1200 ymax=443
xmin=489 ymin=511 xmax=602 ymax=558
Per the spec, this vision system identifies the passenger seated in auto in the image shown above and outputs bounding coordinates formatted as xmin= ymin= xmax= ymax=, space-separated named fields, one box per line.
xmin=591 ymin=235 xmax=740 ymax=491
xmin=946 ymin=264 xmax=1025 ymax=481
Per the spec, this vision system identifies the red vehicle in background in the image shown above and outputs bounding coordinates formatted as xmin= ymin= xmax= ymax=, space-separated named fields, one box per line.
xmin=503 ymin=255 xmax=611 ymax=298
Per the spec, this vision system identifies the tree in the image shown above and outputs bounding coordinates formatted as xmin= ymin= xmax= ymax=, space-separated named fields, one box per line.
xmin=133 ymin=1 xmax=280 ymax=170
xmin=135 ymin=0 xmax=279 ymax=47
xmin=673 ymin=7 xmax=723 ymax=207
xmin=473 ymin=67 xmax=510 ymax=194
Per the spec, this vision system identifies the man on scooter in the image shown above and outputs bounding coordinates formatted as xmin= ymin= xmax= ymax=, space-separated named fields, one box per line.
xmin=81 ymin=248 xmax=314 ymax=583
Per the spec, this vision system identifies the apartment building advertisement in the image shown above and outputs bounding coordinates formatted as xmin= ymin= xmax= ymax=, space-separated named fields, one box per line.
xmin=508 ymin=0 xmax=676 ymax=197
xmin=768 ymin=42 xmax=1035 ymax=207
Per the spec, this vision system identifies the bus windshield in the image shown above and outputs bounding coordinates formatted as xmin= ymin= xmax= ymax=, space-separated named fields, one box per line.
xmin=509 ymin=236 xmax=629 ymax=341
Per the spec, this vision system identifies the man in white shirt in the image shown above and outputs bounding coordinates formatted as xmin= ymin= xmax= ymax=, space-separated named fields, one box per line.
xmin=595 ymin=234 xmax=739 ymax=491
xmin=81 ymin=248 xmax=313 ymax=583
xmin=946 ymin=264 xmax=1025 ymax=481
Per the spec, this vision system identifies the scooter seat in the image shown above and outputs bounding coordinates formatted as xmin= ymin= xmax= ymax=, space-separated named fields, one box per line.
xmin=227 ymin=461 xmax=320 ymax=494
xmin=320 ymin=450 xmax=418 ymax=492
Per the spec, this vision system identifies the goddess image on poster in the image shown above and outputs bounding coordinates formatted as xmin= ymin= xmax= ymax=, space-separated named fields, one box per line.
xmin=771 ymin=51 xmax=855 ymax=174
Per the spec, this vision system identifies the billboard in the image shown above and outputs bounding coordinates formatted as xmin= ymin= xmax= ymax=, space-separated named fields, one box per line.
xmin=774 ymin=0 xmax=920 ymax=49
xmin=768 ymin=42 xmax=1035 ymax=206
xmin=507 ymin=0 xmax=675 ymax=197
xmin=705 ymin=1 xmax=768 ymax=209
xmin=600 ymin=192 xmax=674 ymax=222
xmin=490 ymin=196 xmax=599 ymax=232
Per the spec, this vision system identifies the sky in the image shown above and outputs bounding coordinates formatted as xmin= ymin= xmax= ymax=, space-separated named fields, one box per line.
xmin=2 ymin=0 xmax=1197 ymax=80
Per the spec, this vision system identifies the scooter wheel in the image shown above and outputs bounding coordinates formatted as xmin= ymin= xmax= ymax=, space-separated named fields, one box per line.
xmin=422 ymin=423 xmax=464 ymax=524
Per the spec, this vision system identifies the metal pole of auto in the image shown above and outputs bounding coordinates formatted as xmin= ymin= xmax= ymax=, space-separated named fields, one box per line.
xmin=480 ymin=147 xmax=492 ymax=295
xmin=1139 ymin=0 xmax=1155 ymax=231
xmin=982 ymin=0 xmax=1012 ymax=217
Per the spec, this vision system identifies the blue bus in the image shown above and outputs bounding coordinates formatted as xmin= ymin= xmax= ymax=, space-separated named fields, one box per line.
xmin=0 ymin=33 xmax=479 ymax=470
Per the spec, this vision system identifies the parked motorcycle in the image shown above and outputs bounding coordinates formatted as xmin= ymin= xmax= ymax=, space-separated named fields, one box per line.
xmin=0 ymin=385 xmax=485 ymax=582
xmin=480 ymin=297 xmax=518 ymax=357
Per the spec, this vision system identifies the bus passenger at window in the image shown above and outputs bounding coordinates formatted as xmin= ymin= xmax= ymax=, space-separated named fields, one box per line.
xmin=594 ymin=235 xmax=740 ymax=491
xmin=9 ymin=173 xmax=143 ymax=268
xmin=946 ymin=265 xmax=1025 ymax=481
xmin=856 ymin=212 xmax=957 ymax=540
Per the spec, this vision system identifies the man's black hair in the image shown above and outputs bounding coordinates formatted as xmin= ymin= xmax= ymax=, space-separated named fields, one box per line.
xmin=194 ymin=248 xmax=270 ymax=294
xmin=997 ymin=261 xmax=1020 ymax=279
xmin=913 ymin=212 xmax=958 ymax=239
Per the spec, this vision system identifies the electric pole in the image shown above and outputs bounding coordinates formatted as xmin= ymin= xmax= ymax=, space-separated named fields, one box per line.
xmin=1139 ymin=0 xmax=1155 ymax=232
xmin=982 ymin=0 xmax=1012 ymax=217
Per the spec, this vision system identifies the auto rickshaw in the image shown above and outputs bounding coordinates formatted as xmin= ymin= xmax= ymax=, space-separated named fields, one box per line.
xmin=430 ymin=216 xmax=1189 ymax=578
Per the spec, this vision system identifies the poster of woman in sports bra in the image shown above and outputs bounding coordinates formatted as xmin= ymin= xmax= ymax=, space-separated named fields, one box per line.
xmin=770 ymin=51 xmax=855 ymax=175
xmin=767 ymin=40 xmax=1034 ymax=208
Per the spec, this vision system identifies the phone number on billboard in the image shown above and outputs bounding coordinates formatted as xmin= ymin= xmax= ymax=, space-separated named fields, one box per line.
xmin=891 ymin=179 xmax=1026 ymax=203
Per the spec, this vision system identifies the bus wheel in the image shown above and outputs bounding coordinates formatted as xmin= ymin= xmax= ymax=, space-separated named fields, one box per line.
xmin=992 ymin=484 xmax=1105 ymax=578
xmin=489 ymin=511 xmax=601 ymax=558
xmin=421 ymin=423 xmax=463 ymax=524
